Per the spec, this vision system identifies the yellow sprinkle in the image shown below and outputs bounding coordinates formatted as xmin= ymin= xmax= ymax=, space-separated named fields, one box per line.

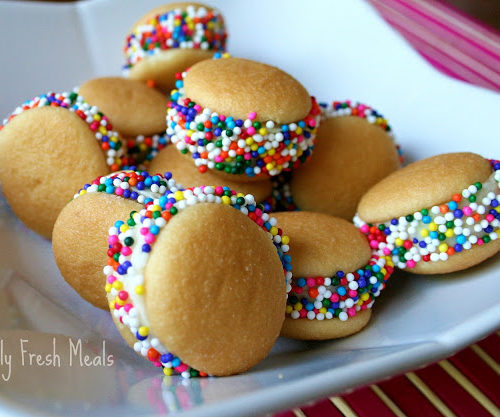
xmin=445 ymin=229 xmax=454 ymax=238
xmin=115 ymin=298 xmax=125 ymax=306
xmin=221 ymin=195 xmax=231 ymax=205
xmin=245 ymin=137 xmax=254 ymax=145
xmin=151 ymin=204 xmax=162 ymax=211
xmin=268 ymin=149 xmax=276 ymax=156
xmin=439 ymin=243 xmax=448 ymax=253
xmin=270 ymin=226 xmax=278 ymax=236
xmin=174 ymin=191 xmax=184 ymax=201
xmin=109 ymin=301 xmax=115 ymax=310
xmin=294 ymin=302 xmax=303 ymax=311
xmin=285 ymin=305 xmax=293 ymax=314
xmin=319 ymin=307 xmax=327 ymax=314
xmin=93 ymin=114 xmax=101 ymax=121
xmin=236 ymin=193 xmax=245 ymax=198
xmin=105 ymin=283 xmax=112 ymax=293
xmin=138 ymin=326 xmax=149 ymax=337
xmin=420 ymin=229 xmax=429 ymax=237
xmin=222 ymin=52 xmax=231 ymax=58
xmin=395 ymin=238 xmax=404 ymax=247
xmin=98 ymin=126 xmax=108 ymax=135
xmin=266 ymin=163 xmax=274 ymax=171
xmin=281 ymin=235 xmax=290 ymax=245
xmin=79 ymin=189 xmax=87 ymax=195
xmin=429 ymin=222 xmax=438 ymax=231
xmin=250 ymin=144 xmax=258 ymax=151
xmin=119 ymin=224 xmax=128 ymax=233
xmin=258 ymin=128 xmax=267 ymax=135
xmin=361 ymin=293 xmax=370 ymax=301
xmin=380 ymin=268 xmax=387 ymax=275
xmin=135 ymin=285 xmax=145 ymax=295
xmin=112 ymin=281 xmax=123 ymax=290
xmin=163 ymin=368 xmax=173 ymax=376
xmin=295 ymin=127 xmax=303 ymax=135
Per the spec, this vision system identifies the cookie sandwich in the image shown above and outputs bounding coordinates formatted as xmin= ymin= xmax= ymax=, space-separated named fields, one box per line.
xmin=355 ymin=153 xmax=500 ymax=274
xmin=274 ymin=211 xmax=394 ymax=340
xmin=0 ymin=91 xmax=131 ymax=238
xmin=123 ymin=2 xmax=227 ymax=94
xmin=166 ymin=57 xmax=321 ymax=180
xmin=105 ymin=186 xmax=292 ymax=376
xmin=291 ymin=101 xmax=402 ymax=220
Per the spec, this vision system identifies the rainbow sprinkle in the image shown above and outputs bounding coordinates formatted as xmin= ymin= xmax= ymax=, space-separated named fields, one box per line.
xmin=287 ymin=252 xmax=394 ymax=321
xmin=104 ymin=184 xmax=292 ymax=378
xmin=74 ymin=170 xmax=181 ymax=203
xmin=354 ymin=159 xmax=500 ymax=269
xmin=123 ymin=5 xmax=227 ymax=73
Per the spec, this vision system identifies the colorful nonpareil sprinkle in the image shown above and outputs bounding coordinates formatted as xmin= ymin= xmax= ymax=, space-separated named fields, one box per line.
xmin=262 ymin=172 xmax=297 ymax=213
xmin=166 ymin=71 xmax=321 ymax=178
xmin=320 ymin=100 xmax=404 ymax=165
xmin=74 ymin=170 xmax=181 ymax=203
xmin=123 ymin=5 xmax=227 ymax=73
xmin=286 ymin=252 xmax=394 ymax=321
xmin=1 ymin=91 xmax=129 ymax=171
xmin=126 ymin=134 xmax=170 ymax=168
xmin=354 ymin=159 xmax=500 ymax=269
xmin=104 ymin=184 xmax=292 ymax=378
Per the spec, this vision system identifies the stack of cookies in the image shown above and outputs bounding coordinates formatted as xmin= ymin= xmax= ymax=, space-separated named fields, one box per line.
xmin=0 ymin=2 xmax=498 ymax=379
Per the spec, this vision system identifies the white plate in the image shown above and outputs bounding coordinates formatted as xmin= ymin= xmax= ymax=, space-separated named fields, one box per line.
xmin=0 ymin=0 xmax=499 ymax=416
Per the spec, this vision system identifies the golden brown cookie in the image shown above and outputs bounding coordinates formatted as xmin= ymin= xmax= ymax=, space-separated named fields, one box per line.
xmin=355 ymin=153 xmax=500 ymax=274
xmin=273 ymin=211 xmax=394 ymax=340
xmin=167 ymin=57 xmax=321 ymax=180
xmin=53 ymin=171 xmax=179 ymax=310
xmin=0 ymin=94 xmax=126 ymax=239
xmin=78 ymin=76 xmax=170 ymax=166
xmin=291 ymin=102 xmax=401 ymax=220
xmin=124 ymin=3 xmax=226 ymax=94
xmin=79 ymin=77 xmax=167 ymax=137
xmin=104 ymin=187 xmax=292 ymax=377
xmin=149 ymin=145 xmax=272 ymax=202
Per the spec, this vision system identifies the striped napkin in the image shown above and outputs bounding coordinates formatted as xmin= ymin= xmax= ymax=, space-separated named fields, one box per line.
xmin=276 ymin=1 xmax=500 ymax=416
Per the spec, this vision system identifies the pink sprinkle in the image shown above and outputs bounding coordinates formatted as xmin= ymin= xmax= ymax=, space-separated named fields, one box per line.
xmin=299 ymin=310 xmax=307 ymax=318
xmin=463 ymin=206 xmax=473 ymax=216
xmin=248 ymin=112 xmax=257 ymax=120
xmin=121 ymin=247 xmax=132 ymax=256
xmin=164 ymin=203 xmax=172 ymax=210
xmin=114 ymin=303 xmax=122 ymax=310
xmin=107 ymin=276 xmax=116 ymax=284
xmin=370 ymin=240 xmax=379 ymax=249
xmin=246 ymin=126 xmax=256 ymax=135
xmin=140 ymin=227 xmax=149 ymax=235
xmin=89 ymin=121 xmax=99 ymax=131
xmin=118 ymin=291 xmax=129 ymax=301
xmin=244 ymin=153 xmax=251 ymax=160
xmin=407 ymin=260 xmax=416 ymax=268
xmin=486 ymin=214 xmax=494 ymax=222
xmin=308 ymin=119 xmax=317 ymax=127
xmin=348 ymin=290 xmax=358 ymax=298
xmin=360 ymin=224 xmax=369 ymax=234
xmin=115 ymin=188 xmax=124 ymax=196
xmin=347 ymin=307 xmax=356 ymax=317
xmin=176 ymin=364 xmax=188 ymax=373
xmin=383 ymin=247 xmax=391 ymax=256
xmin=330 ymin=294 xmax=340 ymax=302
xmin=255 ymin=208 xmax=262 ymax=216
xmin=358 ymin=104 xmax=366 ymax=111
xmin=215 ymin=186 xmax=223 ymax=195
xmin=403 ymin=240 xmax=413 ymax=250
xmin=123 ymin=304 xmax=133 ymax=313
xmin=306 ymin=278 xmax=316 ymax=287
xmin=108 ymin=235 xmax=119 ymax=245
xmin=145 ymin=233 xmax=156 ymax=244
xmin=193 ymin=104 xmax=202 ymax=113
xmin=214 ymin=156 xmax=223 ymax=163
xmin=256 ymin=218 xmax=264 ymax=226
xmin=477 ymin=238 xmax=484 ymax=246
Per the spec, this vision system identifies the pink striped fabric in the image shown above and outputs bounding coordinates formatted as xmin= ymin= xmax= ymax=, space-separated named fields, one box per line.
xmin=275 ymin=1 xmax=500 ymax=416
xmin=368 ymin=0 xmax=500 ymax=91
